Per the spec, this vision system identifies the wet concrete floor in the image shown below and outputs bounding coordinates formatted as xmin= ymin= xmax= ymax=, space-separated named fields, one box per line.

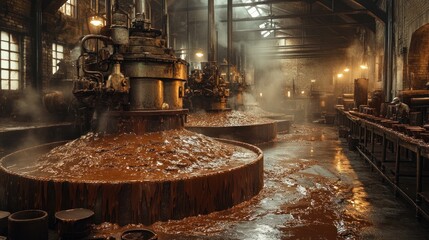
xmin=150 ymin=123 xmax=429 ymax=239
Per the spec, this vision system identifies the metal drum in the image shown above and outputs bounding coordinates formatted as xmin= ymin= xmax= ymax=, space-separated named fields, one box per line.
xmin=8 ymin=210 xmax=48 ymax=240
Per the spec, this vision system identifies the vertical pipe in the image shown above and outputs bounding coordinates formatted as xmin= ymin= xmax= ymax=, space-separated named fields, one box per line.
xmin=401 ymin=47 xmax=409 ymax=89
xmin=384 ymin=0 xmax=394 ymax=101
xmin=106 ymin=0 xmax=111 ymax=27
xmin=163 ymin=0 xmax=170 ymax=48
xmin=135 ymin=0 xmax=146 ymax=19
xmin=161 ymin=0 xmax=165 ymax=29
xmin=241 ymin=43 xmax=246 ymax=72
xmin=131 ymin=0 xmax=136 ymax=20
xmin=186 ymin=0 xmax=191 ymax=63
xmin=227 ymin=0 xmax=232 ymax=82
xmin=33 ymin=0 xmax=43 ymax=93
xmin=216 ymin=30 xmax=219 ymax=63
xmin=208 ymin=0 xmax=215 ymax=62
xmin=416 ymin=148 xmax=422 ymax=212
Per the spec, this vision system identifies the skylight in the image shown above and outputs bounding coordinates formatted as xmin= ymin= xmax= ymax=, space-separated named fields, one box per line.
xmin=247 ymin=7 xmax=260 ymax=18
xmin=242 ymin=0 xmax=276 ymax=38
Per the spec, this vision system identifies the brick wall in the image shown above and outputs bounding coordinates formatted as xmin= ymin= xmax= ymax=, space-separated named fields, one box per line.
xmin=0 ymin=0 xmax=32 ymax=33
xmin=0 ymin=0 xmax=32 ymax=116
xmin=392 ymin=0 xmax=429 ymax=92
xmin=0 ymin=0 xmax=91 ymax=117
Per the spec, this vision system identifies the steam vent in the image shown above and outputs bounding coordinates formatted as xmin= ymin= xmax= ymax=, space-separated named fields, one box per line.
xmin=2 ymin=0 xmax=429 ymax=239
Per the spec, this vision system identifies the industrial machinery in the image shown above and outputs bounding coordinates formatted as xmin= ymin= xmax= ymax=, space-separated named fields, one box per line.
xmin=72 ymin=0 xmax=188 ymax=132
xmin=184 ymin=0 xmax=232 ymax=112
xmin=186 ymin=62 xmax=230 ymax=111
xmin=221 ymin=63 xmax=246 ymax=110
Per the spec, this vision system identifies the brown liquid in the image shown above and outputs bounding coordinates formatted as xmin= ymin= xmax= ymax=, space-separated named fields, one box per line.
xmin=6 ymin=129 xmax=257 ymax=182
xmin=186 ymin=111 xmax=274 ymax=127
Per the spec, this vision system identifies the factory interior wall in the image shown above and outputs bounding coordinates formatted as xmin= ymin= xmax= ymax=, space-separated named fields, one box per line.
xmin=408 ymin=24 xmax=429 ymax=90
xmin=0 ymin=0 xmax=33 ymax=117
xmin=254 ymin=58 xmax=338 ymax=100
xmin=0 ymin=0 xmax=90 ymax=118
xmin=394 ymin=0 xmax=429 ymax=92
xmin=370 ymin=0 xmax=429 ymax=98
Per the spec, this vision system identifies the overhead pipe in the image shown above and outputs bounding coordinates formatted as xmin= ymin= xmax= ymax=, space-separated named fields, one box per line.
xmin=219 ymin=10 xmax=369 ymax=23
xmin=208 ymin=0 xmax=216 ymax=62
xmin=234 ymin=22 xmax=367 ymax=33
xmin=174 ymin=0 xmax=303 ymax=12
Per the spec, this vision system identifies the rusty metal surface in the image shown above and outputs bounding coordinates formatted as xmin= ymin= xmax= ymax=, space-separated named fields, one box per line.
xmin=163 ymin=80 xmax=185 ymax=110
xmin=102 ymin=110 xmax=187 ymax=134
xmin=123 ymin=61 xmax=187 ymax=80
xmin=130 ymin=78 xmax=164 ymax=110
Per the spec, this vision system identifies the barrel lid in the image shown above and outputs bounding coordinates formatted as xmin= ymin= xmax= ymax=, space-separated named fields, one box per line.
xmin=121 ymin=228 xmax=157 ymax=240
xmin=55 ymin=208 xmax=94 ymax=222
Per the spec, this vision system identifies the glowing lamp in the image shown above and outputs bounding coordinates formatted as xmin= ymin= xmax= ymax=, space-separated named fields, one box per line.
xmin=89 ymin=15 xmax=104 ymax=27
xmin=360 ymin=64 xmax=368 ymax=70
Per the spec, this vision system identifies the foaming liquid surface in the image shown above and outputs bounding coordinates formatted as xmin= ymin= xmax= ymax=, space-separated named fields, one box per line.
xmin=5 ymin=129 xmax=257 ymax=181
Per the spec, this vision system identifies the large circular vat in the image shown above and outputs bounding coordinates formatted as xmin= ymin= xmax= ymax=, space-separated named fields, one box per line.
xmin=185 ymin=111 xmax=277 ymax=144
xmin=186 ymin=124 xmax=277 ymax=144
xmin=0 ymin=129 xmax=263 ymax=226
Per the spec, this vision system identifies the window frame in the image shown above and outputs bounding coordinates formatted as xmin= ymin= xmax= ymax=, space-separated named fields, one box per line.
xmin=0 ymin=30 xmax=22 ymax=92
xmin=59 ymin=0 xmax=77 ymax=18
xmin=52 ymin=43 xmax=65 ymax=74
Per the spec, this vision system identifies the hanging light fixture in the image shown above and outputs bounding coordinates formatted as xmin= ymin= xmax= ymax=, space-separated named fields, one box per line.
xmin=360 ymin=64 xmax=368 ymax=70
xmin=89 ymin=0 xmax=105 ymax=27
xmin=90 ymin=15 xmax=105 ymax=27
xmin=195 ymin=49 xmax=204 ymax=58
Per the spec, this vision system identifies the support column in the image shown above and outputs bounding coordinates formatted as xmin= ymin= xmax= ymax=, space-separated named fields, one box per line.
xmin=384 ymin=0 xmax=394 ymax=101
xmin=208 ymin=0 xmax=216 ymax=62
xmin=32 ymin=0 xmax=43 ymax=93
xmin=227 ymin=0 xmax=233 ymax=81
